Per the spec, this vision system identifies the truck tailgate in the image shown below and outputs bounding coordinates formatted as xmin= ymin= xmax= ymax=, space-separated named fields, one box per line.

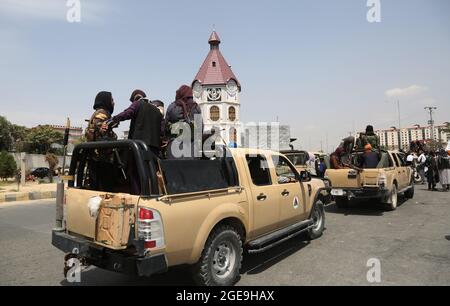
xmin=65 ymin=189 xmax=138 ymax=249
xmin=361 ymin=169 xmax=381 ymax=187
xmin=326 ymin=169 xmax=361 ymax=188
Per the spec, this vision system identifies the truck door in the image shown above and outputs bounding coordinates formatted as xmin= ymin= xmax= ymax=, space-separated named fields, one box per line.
xmin=271 ymin=155 xmax=309 ymax=228
xmin=245 ymin=154 xmax=281 ymax=237
xmin=394 ymin=153 xmax=410 ymax=189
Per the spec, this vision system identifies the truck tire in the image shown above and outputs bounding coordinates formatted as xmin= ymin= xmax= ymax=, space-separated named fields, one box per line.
xmin=384 ymin=184 xmax=398 ymax=211
xmin=307 ymin=201 xmax=325 ymax=240
xmin=192 ymin=225 xmax=243 ymax=286
xmin=404 ymin=183 xmax=415 ymax=199
xmin=335 ymin=197 xmax=349 ymax=209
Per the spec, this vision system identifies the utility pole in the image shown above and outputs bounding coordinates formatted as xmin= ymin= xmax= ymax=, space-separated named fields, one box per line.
xmin=425 ymin=106 xmax=437 ymax=142
xmin=55 ymin=118 xmax=70 ymax=232
xmin=397 ymin=100 xmax=402 ymax=150
xmin=386 ymin=100 xmax=402 ymax=149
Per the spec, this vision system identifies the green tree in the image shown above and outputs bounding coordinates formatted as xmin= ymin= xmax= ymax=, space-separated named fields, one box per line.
xmin=25 ymin=125 xmax=63 ymax=154
xmin=0 ymin=116 xmax=30 ymax=152
xmin=0 ymin=116 xmax=13 ymax=151
xmin=0 ymin=151 xmax=17 ymax=181
xmin=45 ymin=153 xmax=59 ymax=183
xmin=11 ymin=124 xmax=29 ymax=143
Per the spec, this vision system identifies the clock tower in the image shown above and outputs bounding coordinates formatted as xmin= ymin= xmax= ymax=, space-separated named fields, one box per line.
xmin=192 ymin=31 xmax=242 ymax=147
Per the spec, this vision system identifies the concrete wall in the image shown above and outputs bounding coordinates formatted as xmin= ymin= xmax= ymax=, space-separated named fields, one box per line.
xmin=11 ymin=153 xmax=72 ymax=171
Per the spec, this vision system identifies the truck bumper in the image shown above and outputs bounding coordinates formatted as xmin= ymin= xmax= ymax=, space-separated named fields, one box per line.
xmin=332 ymin=187 xmax=389 ymax=200
xmin=52 ymin=230 xmax=168 ymax=277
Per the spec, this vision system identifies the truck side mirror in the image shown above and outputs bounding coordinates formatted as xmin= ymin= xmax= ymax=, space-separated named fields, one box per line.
xmin=299 ymin=170 xmax=312 ymax=182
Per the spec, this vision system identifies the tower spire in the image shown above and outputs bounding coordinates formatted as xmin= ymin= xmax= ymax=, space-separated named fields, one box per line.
xmin=208 ymin=31 xmax=221 ymax=50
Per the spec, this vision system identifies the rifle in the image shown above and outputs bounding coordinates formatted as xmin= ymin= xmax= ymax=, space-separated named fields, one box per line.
xmin=113 ymin=149 xmax=127 ymax=181
xmin=104 ymin=119 xmax=120 ymax=131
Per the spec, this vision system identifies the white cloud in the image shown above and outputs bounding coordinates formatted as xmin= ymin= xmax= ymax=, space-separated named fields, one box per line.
xmin=385 ymin=85 xmax=428 ymax=98
xmin=0 ymin=0 xmax=110 ymax=23
xmin=0 ymin=0 xmax=67 ymax=21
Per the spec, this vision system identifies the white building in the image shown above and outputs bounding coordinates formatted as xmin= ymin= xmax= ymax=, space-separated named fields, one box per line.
xmin=192 ymin=31 xmax=242 ymax=146
xmin=370 ymin=123 xmax=450 ymax=150
xmin=242 ymin=125 xmax=292 ymax=151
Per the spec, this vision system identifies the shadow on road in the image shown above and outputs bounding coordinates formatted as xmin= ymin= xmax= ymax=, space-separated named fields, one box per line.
xmin=325 ymin=196 xmax=409 ymax=217
xmin=60 ymin=236 xmax=312 ymax=286
xmin=60 ymin=265 xmax=195 ymax=286
xmin=241 ymin=237 xmax=310 ymax=275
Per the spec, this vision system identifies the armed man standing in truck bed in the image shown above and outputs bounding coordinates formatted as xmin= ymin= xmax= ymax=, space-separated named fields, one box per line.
xmin=107 ymin=89 xmax=163 ymax=157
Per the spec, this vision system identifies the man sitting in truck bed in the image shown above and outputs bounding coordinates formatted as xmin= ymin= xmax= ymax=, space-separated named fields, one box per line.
xmin=330 ymin=147 xmax=348 ymax=169
xmin=359 ymin=144 xmax=380 ymax=169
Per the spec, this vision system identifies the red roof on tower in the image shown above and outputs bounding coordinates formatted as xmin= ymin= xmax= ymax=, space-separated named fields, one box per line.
xmin=193 ymin=31 xmax=241 ymax=90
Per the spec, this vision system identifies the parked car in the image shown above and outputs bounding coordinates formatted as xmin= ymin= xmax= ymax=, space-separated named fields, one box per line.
xmin=30 ymin=167 xmax=50 ymax=179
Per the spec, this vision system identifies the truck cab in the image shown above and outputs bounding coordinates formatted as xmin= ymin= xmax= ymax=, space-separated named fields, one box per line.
xmin=325 ymin=150 xmax=414 ymax=211
xmin=52 ymin=140 xmax=330 ymax=286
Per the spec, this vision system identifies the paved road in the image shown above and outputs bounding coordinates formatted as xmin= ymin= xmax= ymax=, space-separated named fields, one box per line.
xmin=1 ymin=188 xmax=449 ymax=286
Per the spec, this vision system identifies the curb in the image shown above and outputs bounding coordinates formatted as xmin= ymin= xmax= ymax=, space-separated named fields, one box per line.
xmin=0 ymin=191 xmax=57 ymax=203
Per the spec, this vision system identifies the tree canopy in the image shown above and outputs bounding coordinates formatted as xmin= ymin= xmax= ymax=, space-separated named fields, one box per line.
xmin=0 ymin=116 xmax=13 ymax=151
xmin=24 ymin=125 xmax=63 ymax=154
xmin=0 ymin=151 xmax=17 ymax=180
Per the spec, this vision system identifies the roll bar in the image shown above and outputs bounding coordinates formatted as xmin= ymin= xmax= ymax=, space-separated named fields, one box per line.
xmin=68 ymin=140 xmax=159 ymax=197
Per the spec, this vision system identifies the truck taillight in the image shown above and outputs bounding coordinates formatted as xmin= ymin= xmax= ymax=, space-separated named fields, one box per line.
xmin=138 ymin=207 xmax=164 ymax=250
xmin=378 ymin=174 xmax=387 ymax=187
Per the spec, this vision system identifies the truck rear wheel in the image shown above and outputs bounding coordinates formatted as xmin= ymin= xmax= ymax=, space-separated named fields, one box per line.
xmin=384 ymin=184 xmax=398 ymax=211
xmin=335 ymin=197 xmax=349 ymax=209
xmin=307 ymin=201 xmax=325 ymax=240
xmin=192 ymin=225 xmax=243 ymax=286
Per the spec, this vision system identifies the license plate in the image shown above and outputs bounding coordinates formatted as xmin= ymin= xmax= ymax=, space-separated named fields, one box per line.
xmin=331 ymin=189 xmax=345 ymax=196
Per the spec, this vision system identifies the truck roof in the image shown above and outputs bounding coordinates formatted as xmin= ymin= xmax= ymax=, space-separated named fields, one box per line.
xmin=230 ymin=148 xmax=283 ymax=157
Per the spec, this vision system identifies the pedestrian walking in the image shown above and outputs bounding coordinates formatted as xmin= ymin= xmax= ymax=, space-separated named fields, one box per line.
xmin=425 ymin=152 xmax=439 ymax=191
xmin=437 ymin=149 xmax=450 ymax=191
xmin=417 ymin=150 xmax=427 ymax=184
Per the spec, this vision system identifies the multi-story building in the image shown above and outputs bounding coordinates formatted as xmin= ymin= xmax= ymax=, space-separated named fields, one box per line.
xmin=49 ymin=125 xmax=83 ymax=144
xmin=360 ymin=123 xmax=450 ymax=150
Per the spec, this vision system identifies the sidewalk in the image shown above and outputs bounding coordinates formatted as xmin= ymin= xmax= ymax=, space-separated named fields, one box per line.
xmin=0 ymin=181 xmax=58 ymax=203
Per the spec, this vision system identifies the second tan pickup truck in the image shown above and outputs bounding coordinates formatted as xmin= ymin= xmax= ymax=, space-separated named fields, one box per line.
xmin=52 ymin=141 xmax=330 ymax=286
xmin=325 ymin=150 xmax=414 ymax=211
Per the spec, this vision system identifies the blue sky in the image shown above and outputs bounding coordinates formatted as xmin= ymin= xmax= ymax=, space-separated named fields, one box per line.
xmin=1 ymin=0 xmax=449 ymax=151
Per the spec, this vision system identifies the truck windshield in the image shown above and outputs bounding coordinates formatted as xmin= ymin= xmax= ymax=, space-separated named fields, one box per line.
xmin=285 ymin=152 xmax=308 ymax=166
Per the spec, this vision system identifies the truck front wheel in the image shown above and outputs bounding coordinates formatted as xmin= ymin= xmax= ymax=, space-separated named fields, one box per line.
xmin=192 ymin=225 xmax=243 ymax=286
xmin=307 ymin=201 xmax=325 ymax=240
xmin=404 ymin=183 xmax=415 ymax=199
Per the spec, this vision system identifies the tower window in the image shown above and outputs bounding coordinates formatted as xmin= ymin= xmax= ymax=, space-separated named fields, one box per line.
xmin=229 ymin=106 xmax=236 ymax=122
xmin=210 ymin=106 xmax=220 ymax=122
xmin=212 ymin=61 xmax=216 ymax=67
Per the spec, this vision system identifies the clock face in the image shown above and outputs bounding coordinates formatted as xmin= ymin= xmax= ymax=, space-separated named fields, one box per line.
xmin=207 ymin=88 xmax=222 ymax=101
xmin=193 ymin=81 xmax=202 ymax=98
xmin=226 ymin=80 xmax=238 ymax=96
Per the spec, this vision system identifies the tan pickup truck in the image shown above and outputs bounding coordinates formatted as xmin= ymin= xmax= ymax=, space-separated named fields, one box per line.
xmin=325 ymin=150 xmax=414 ymax=211
xmin=52 ymin=141 xmax=330 ymax=286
